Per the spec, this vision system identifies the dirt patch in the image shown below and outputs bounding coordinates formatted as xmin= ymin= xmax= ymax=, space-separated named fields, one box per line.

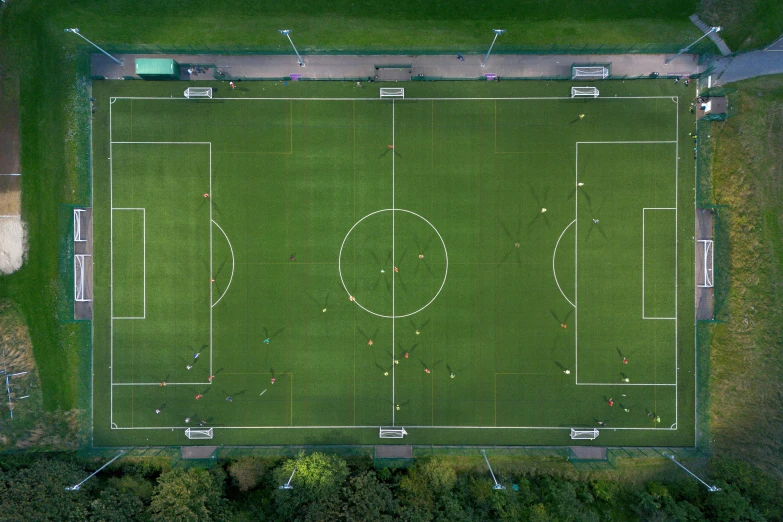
xmin=0 ymin=216 xmax=25 ymax=274
xmin=0 ymin=175 xmax=21 ymax=215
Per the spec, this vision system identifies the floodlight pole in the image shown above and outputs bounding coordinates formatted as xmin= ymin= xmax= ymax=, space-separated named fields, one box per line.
xmin=279 ymin=30 xmax=304 ymax=67
xmin=65 ymin=450 xmax=125 ymax=491
xmin=279 ymin=466 xmax=297 ymax=490
xmin=663 ymin=454 xmax=721 ymax=492
xmin=481 ymin=450 xmax=506 ymax=490
xmin=481 ymin=29 xmax=505 ymax=68
xmin=664 ymin=26 xmax=721 ymax=65
xmin=64 ymin=28 xmax=123 ymax=66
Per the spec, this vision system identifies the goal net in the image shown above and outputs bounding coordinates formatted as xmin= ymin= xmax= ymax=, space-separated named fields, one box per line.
xmin=184 ymin=87 xmax=213 ymax=99
xmin=74 ymin=209 xmax=87 ymax=242
xmin=185 ymin=428 xmax=214 ymax=439
xmin=380 ymin=88 xmax=405 ymax=98
xmin=570 ymin=428 xmax=599 ymax=440
xmin=697 ymin=240 xmax=714 ymax=288
xmin=571 ymin=66 xmax=610 ymax=80
xmin=74 ymin=254 xmax=91 ymax=302
xmin=379 ymin=427 xmax=407 ymax=438
xmin=571 ymin=87 xmax=600 ymax=98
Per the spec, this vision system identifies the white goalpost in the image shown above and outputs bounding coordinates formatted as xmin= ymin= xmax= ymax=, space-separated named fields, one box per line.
xmin=74 ymin=209 xmax=87 ymax=242
xmin=184 ymin=87 xmax=213 ymax=99
xmin=74 ymin=254 xmax=91 ymax=302
xmin=379 ymin=427 xmax=407 ymax=439
xmin=380 ymin=88 xmax=405 ymax=98
xmin=185 ymin=428 xmax=214 ymax=439
xmin=697 ymin=240 xmax=714 ymax=288
xmin=571 ymin=86 xmax=600 ymax=98
xmin=570 ymin=428 xmax=599 ymax=440
xmin=571 ymin=66 xmax=610 ymax=80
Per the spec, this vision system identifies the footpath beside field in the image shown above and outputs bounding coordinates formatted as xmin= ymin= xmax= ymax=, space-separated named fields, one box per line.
xmin=91 ymin=52 xmax=705 ymax=81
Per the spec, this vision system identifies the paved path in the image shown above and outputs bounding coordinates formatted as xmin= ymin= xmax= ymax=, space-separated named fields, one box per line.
xmin=713 ymin=33 xmax=783 ymax=85
xmin=92 ymin=52 xmax=703 ymax=82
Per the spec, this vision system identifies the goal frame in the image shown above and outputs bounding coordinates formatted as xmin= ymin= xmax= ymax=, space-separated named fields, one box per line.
xmin=379 ymin=427 xmax=407 ymax=438
xmin=380 ymin=88 xmax=405 ymax=98
xmin=697 ymin=239 xmax=714 ymax=288
xmin=74 ymin=254 xmax=91 ymax=302
xmin=571 ymin=86 xmax=600 ymax=98
xmin=183 ymin=87 xmax=213 ymax=99
xmin=571 ymin=65 xmax=610 ymax=80
xmin=570 ymin=428 xmax=599 ymax=440
xmin=74 ymin=208 xmax=87 ymax=242
xmin=185 ymin=427 xmax=214 ymax=439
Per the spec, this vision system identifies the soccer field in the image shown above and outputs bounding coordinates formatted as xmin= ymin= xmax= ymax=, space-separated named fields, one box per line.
xmin=91 ymin=80 xmax=696 ymax=447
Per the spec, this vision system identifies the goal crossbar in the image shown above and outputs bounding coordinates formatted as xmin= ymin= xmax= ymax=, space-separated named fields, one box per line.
xmin=571 ymin=86 xmax=600 ymax=98
xmin=380 ymin=88 xmax=405 ymax=98
xmin=570 ymin=428 xmax=599 ymax=440
xmin=184 ymin=87 xmax=213 ymax=99
xmin=379 ymin=427 xmax=407 ymax=438
xmin=185 ymin=428 xmax=214 ymax=439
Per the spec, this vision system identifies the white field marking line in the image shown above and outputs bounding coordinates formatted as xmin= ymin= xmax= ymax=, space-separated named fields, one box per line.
xmin=110 ymin=207 xmax=146 ymax=319
xmin=675 ymin=97 xmax=679 ymax=429
xmin=111 ymin=95 xmax=679 ymax=101
xmin=111 ymin=141 xmax=211 ymax=145
xmin=210 ymin=219 xmax=235 ymax=308
xmin=553 ymin=219 xmax=577 ymax=308
xmin=0 ymin=173 xmax=21 ymax=176
xmin=392 ymin=99 xmax=396 ymax=427
xmin=0 ymin=215 xmax=21 ymax=218
xmin=209 ymin=143 xmax=213 ymax=378
xmin=338 ymin=209 xmax=448 ymax=319
xmin=641 ymin=208 xmax=677 ymax=320
xmin=576 ymin=382 xmax=675 ymax=386
xmin=110 ymin=98 xmax=114 ymax=427
xmin=113 ymin=382 xmax=212 ymax=386
xmin=110 ymin=424 xmax=675 ymax=431
xmin=575 ymin=140 xmax=679 ymax=389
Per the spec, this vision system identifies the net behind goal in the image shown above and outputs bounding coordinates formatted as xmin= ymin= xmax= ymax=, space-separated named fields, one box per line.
xmin=571 ymin=65 xmax=610 ymax=80
xmin=379 ymin=427 xmax=407 ymax=438
xmin=571 ymin=87 xmax=600 ymax=98
xmin=185 ymin=428 xmax=214 ymax=439
xmin=380 ymin=88 xmax=404 ymax=98
xmin=184 ymin=87 xmax=213 ymax=99
xmin=570 ymin=428 xmax=599 ymax=440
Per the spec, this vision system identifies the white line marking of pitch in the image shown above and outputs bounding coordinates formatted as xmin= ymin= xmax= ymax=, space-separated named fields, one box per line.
xmin=210 ymin=219 xmax=235 ymax=308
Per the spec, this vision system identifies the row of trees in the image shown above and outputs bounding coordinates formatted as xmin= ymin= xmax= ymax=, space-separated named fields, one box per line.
xmin=0 ymin=451 xmax=780 ymax=521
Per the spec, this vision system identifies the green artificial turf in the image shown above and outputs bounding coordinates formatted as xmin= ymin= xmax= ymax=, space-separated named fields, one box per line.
xmin=91 ymin=80 xmax=695 ymax=447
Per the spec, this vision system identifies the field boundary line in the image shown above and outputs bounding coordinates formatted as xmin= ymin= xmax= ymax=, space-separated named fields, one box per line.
xmin=110 ymin=96 xmax=680 ymax=102
xmin=392 ymin=100 xmax=396 ymax=426
xmin=109 ymin=424 xmax=675 ymax=431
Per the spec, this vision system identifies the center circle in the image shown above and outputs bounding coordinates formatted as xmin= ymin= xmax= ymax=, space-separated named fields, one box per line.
xmin=338 ymin=209 xmax=448 ymax=319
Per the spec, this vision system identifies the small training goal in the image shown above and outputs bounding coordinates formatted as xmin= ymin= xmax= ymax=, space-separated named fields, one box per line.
xmin=380 ymin=88 xmax=405 ymax=98
xmin=184 ymin=87 xmax=213 ymax=99
xmin=185 ymin=428 xmax=214 ymax=439
xmin=571 ymin=65 xmax=610 ymax=80
xmin=570 ymin=428 xmax=599 ymax=440
xmin=379 ymin=427 xmax=408 ymax=438
xmin=74 ymin=254 xmax=91 ymax=302
xmin=74 ymin=209 xmax=87 ymax=242
xmin=697 ymin=239 xmax=714 ymax=288
xmin=571 ymin=86 xmax=600 ymax=98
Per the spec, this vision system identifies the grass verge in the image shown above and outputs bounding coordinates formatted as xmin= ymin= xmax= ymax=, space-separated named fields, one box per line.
xmin=707 ymin=75 xmax=783 ymax=478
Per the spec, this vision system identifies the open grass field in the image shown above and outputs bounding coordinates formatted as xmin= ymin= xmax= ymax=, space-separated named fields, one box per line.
xmin=90 ymin=79 xmax=696 ymax=447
